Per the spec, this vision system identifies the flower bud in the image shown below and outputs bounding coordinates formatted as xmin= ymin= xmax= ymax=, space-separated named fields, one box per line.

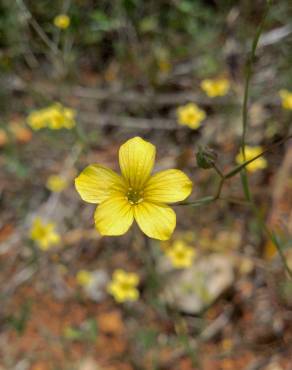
xmin=196 ymin=146 xmax=217 ymax=169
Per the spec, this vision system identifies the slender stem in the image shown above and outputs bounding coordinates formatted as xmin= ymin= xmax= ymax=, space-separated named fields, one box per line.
xmin=239 ymin=0 xmax=292 ymax=277
xmin=212 ymin=163 xmax=224 ymax=178
xmin=213 ymin=178 xmax=224 ymax=200
xmin=178 ymin=196 xmax=215 ymax=207
xmin=241 ymin=2 xmax=270 ymax=158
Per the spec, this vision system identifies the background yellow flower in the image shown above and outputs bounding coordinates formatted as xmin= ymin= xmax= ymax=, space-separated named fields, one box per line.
xmin=27 ymin=110 xmax=48 ymax=130
xmin=30 ymin=217 xmax=60 ymax=250
xmin=75 ymin=137 xmax=192 ymax=240
xmin=165 ymin=240 xmax=195 ymax=268
xmin=107 ymin=269 xmax=139 ymax=303
xmin=26 ymin=104 xmax=76 ymax=131
xmin=46 ymin=175 xmax=68 ymax=192
xmin=54 ymin=14 xmax=70 ymax=29
xmin=76 ymin=270 xmax=93 ymax=287
xmin=201 ymin=77 xmax=230 ymax=97
xmin=279 ymin=89 xmax=292 ymax=110
xmin=236 ymin=145 xmax=267 ymax=172
xmin=176 ymin=103 xmax=206 ymax=129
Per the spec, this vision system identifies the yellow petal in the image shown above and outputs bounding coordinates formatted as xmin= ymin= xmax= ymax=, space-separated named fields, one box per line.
xmin=94 ymin=196 xmax=134 ymax=236
xmin=134 ymin=202 xmax=176 ymax=240
xmin=126 ymin=273 xmax=139 ymax=286
xmin=49 ymin=231 xmax=60 ymax=245
xmin=144 ymin=169 xmax=192 ymax=203
xmin=119 ymin=137 xmax=156 ymax=189
xmin=126 ymin=288 xmax=139 ymax=301
xmin=75 ymin=164 xmax=126 ymax=204
xmin=113 ymin=269 xmax=128 ymax=283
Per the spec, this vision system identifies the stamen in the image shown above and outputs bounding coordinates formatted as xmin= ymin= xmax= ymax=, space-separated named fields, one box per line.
xmin=126 ymin=187 xmax=144 ymax=205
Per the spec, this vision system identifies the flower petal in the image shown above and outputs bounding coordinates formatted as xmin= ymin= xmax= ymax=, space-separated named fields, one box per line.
xmin=126 ymin=273 xmax=139 ymax=286
xmin=113 ymin=269 xmax=128 ymax=283
xmin=75 ymin=164 xmax=126 ymax=204
xmin=119 ymin=137 xmax=156 ymax=189
xmin=94 ymin=196 xmax=134 ymax=236
xmin=134 ymin=202 xmax=176 ymax=240
xmin=143 ymin=169 xmax=192 ymax=203
xmin=126 ymin=288 xmax=139 ymax=301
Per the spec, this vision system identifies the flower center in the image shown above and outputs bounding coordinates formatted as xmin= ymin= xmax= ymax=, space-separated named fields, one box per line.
xmin=37 ymin=227 xmax=48 ymax=239
xmin=120 ymin=282 xmax=133 ymax=291
xmin=126 ymin=187 xmax=144 ymax=205
xmin=175 ymin=251 xmax=186 ymax=260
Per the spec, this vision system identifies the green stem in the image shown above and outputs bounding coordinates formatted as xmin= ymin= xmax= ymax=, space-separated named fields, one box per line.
xmin=241 ymin=2 xmax=270 ymax=157
xmin=239 ymin=0 xmax=292 ymax=277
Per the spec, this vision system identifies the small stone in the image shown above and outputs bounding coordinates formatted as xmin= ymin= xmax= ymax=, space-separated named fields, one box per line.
xmin=160 ymin=254 xmax=234 ymax=314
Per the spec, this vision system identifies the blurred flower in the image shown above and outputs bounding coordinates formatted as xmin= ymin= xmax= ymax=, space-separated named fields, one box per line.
xmin=107 ymin=269 xmax=139 ymax=303
xmin=158 ymin=58 xmax=171 ymax=74
xmin=166 ymin=240 xmax=195 ymax=268
xmin=201 ymin=77 xmax=230 ymax=97
xmin=54 ymin=14 xmax=70 ymax=29
xmin=76 ymin=270 xmax=93 ymax=287
xmin=236 ymin=145 xmax=267 ymax=172
xmin=27 ymin=110 xmax=48 ymax=130
xmin=9 ymin=121 xmax=32 ymax=143
xmin=46 ymin=175 xmax=68 ymax=192
xmin=0 ymin=129 xmax=8 ymax=147
xmin=45 ymin=104 xmax=76 ymax=130
xmin=30 ymin=217 xmax=60 ymax=250
xmin=279 ymin=89 xmax=292 ymax=110
xmin=75 ymin=137 xmax=192 ymax=240
xmin=26 ymin=103 xmax=76 ymax=131
xmin=176 ymin=103 xmax=206 ymax=129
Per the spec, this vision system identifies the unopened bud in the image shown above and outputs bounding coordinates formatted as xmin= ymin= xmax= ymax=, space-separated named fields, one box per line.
xmin=196 ymin=146 xmax=217 ymax=169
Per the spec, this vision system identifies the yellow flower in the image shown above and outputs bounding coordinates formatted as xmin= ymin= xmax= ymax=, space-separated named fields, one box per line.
xmin=176 ymin=103 xmax=206 ymax=129
xmin=107 ymin=269 xmax=139 ymax=303
xmin=62 ymin=107 xmax=76 ymax=129
xmin=236 ymin=145 xmax=267 ymax=173
xmin=30 ymin=217 xmax=60 ymax=250
xmin=279 ymin=89 xmax=292 ymax=110
xmin=165 ymin=240 xmax=195 ymax=268
xmin=27 ymin=110 xmax=48 ymax=130
xmin=26 ymin=104 xmax=76 ymax=131
xmin=46 ymin=104 xmax=76 ymax=130
xmin=76 ymin=270 xmax=93 ymax=287
xmin=200 ymin=77 xmax=230 ymax=97
xmin=75 ymin=137 xmax=192 ymax=240
xmin=54 ymin=14 xmax=70 ymax=29
xmin=46 ymin=175 xmax=68 ymax=192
